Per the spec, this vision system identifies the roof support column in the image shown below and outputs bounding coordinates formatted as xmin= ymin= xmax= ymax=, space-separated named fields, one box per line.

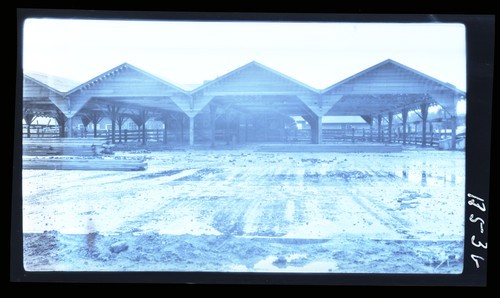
xmin=179 ymin=93 xmax=216 ymax=147
xmin=420 ymin=103 xmax=429 ymax=147
xmin=401 ymin=108 xmax=408 ymax=145
xmin=314 ymin=115 xmax=323 ymax=144
xmin=368 ymin=116 xmax=374 ymax=142
xmin=377 ymin=114 xmax=382 ymax=143
xmin=188 ymin=115 xmax=195 ymax=146
xmin=55 ymin=110 xmax=68 ymax=138
xmin=67 ymin=116 xmax=74 ymax=138
xmin=450 ymin=116 xmax=457 ymax=150
xmin=388 ymin=112 xmax=393 ymax=143
xmin=360 ymin=115 xmax=373 ymax=143
xmin=182 ymin=110 xmax=200 ymax=147
xmin=302 ymin=114 xmax=322 ymax=144
xmin=297 ymin=94 xmax=341 ymax=144
xmin=106 ymin=104 xmax=121 ymax=144
xmin=158 ymin=112 xmax=170 ymax=145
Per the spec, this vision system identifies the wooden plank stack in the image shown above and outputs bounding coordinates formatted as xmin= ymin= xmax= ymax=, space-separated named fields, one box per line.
xmin=22 ymin=138 xmax=148 ymax=171
xmin=22 ymin=156 xmax=148 ymax=171
xmin=23 ymin=138 xmax=108 ymax=156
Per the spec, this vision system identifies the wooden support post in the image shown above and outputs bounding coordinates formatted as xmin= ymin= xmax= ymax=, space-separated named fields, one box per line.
xmin=303 ymin=114 xmax=322 ymax=144
xmin=68 ymin=117 xmax=74 ymax=138
xmin=377 ymin=114 xmax=382 ymax=143
xmin=414 ymin=123 xmax=418 ymax=144
xmin=388 ymin=112 xmax=393 ymax=143
xmin=142 ymin=123 xmax=147 ymax=145
xmin=189 ymin=115 xmax=195 ymax=146
xmin=361 ymin=115 xmax=373 ymax=143
xmin=317 ymin=115 xmax=322 ymax=144
xmin=450 ymin=116 xmax=457 ymax=150
xmin=163 ymin=119 xmax=168 ymax=144
xmin=420 ymin=103 xmax=429 ymax=147
xmin=402 ymin=108 xmax=408 ymax=145
xmin=370 ymin=121 xmax=373 ymax=142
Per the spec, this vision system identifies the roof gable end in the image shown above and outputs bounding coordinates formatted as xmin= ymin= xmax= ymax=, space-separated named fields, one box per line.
xmin=322 ymin=59 xmax=465 ymax=96
xmin=65 ymin=62 xmax=187 ymax=95
xmin=191 ymin=60 xmax=318 ymax=95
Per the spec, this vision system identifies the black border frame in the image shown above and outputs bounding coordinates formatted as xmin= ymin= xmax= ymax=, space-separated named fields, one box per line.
xmin=11 ymin=7 xmax=495 ymax=288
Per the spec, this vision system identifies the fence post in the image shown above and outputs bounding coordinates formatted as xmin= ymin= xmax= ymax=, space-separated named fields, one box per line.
xmin=124 ymin=129 xmax=128 ymax=143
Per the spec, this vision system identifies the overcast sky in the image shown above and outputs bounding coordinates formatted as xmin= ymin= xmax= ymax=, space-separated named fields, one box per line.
xmin=22 ymin=18 xmax=466 ymax=91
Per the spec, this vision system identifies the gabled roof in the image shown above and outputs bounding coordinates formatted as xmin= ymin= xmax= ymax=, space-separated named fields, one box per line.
xmin=65 ymin=62 xmax=187 ymax=95
xmin=190 ymin=60 xmax=319 ymax=94
xmin=321 ymin=59 xmax=466 ymax=96
xmin=24 ymin=72 xmax=80 ymax=94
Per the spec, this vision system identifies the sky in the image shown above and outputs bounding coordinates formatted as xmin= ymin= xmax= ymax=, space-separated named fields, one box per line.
xmin=22 ymin=18 xmax=466 ymax=91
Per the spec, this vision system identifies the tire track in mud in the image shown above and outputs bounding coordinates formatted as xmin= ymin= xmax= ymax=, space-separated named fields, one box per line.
xmin=289 ymin=156 xmax=408 ymax=239
xmin=25 ymin=168 xmax=202 ymax=204
xmin=125 ymin=166 xmax=244 ymax=236
xmin=22 ymin=170 xmax=130 ymax=202
xmin=112 ymin=167 xmax=231 ymax=235
xmin=230 ymin=163 xmax=285 ymax=236
xmin=23 ymin=168 xmax=206 ymax=233
xmin=241 ymin=163 xmax=330 ymax=238
xmin=325 ymin=155 xmax=409 ymax=238
xmin=22 ymin=167 xmax=195 ymax=203
xmin=343 ymin=184 xmax=413 ymax=239
xmin=203 ymin=158 xmax=299 ymax=237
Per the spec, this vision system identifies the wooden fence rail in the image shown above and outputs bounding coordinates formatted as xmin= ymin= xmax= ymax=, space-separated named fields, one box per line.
xmin=22 ymin=128 xmax=461 ymax=149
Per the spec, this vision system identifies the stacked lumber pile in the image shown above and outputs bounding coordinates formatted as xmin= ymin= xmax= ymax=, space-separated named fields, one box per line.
xmin=23 ymin=155 xmax=148 ymax=171
xmin=23 ymin=138 xmax=110 ymax=156
xmin=22 ymin=138 xmax=148 ymax=171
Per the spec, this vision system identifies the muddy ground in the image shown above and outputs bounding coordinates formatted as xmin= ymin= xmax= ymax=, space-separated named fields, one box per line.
xmin=20 ymin=146 xmax=465 ymax=274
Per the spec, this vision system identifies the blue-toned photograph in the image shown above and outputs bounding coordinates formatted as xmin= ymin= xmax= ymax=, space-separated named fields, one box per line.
xmin=21 ymin=18 xmax=467 ymax=274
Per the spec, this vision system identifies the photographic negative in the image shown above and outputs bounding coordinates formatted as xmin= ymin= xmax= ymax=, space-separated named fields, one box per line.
xmin=12 ymin=9 xmax=493 ymax=286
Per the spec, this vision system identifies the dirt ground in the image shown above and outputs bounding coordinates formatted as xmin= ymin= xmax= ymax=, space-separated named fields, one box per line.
xmin=20 ymin=145 xmax=466 ymax=274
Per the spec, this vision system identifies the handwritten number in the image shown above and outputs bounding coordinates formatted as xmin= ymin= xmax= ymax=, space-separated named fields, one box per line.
xmin=468 ymin=194 xmax=487 ymax=270
xmin=467 ymin=193 xmax=484 ymax=202
xmin=471 ymin=235 xmax=488 ymax=249
xmin=470 ymin=254 xmax=485 ymax=269
xmin=469 ymin=214 xmax=485 ymax=233
xmin=468 ymin=199 xmax=486 ymax=212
